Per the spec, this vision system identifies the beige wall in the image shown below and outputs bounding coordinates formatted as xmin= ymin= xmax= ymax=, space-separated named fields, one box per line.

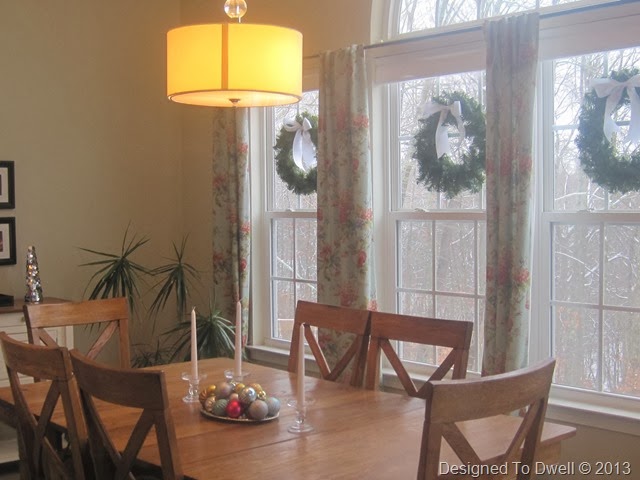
xmin=0 ymin=1 xmax=184 ymax=351
xmin=179 ymin=0 xmax=373 ymax=57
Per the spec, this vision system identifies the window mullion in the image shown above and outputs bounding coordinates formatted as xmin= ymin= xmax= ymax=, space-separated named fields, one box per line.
xmin=598 ymin=221 xmax=605 ymax=392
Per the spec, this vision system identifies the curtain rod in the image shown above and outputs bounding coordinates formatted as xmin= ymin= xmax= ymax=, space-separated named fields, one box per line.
xmin=303 ymin=0 xmax=638 ymax=60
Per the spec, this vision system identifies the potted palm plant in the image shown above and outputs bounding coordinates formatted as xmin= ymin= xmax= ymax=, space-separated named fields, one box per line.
xmin=79 ymin=225 xmax=149 ymax=314
xmin=164 ymin=297 xmax=235 ymax=362
xmin=148 ymin=236 xmax=199 ymax=330
xmin=79 ymin=227 xmax=235 ymax=365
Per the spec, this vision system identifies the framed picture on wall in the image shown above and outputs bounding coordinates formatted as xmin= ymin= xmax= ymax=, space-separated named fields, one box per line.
xmin=0 ymin=217 xmax=16 ymax=265
xmin=0 ymin=161 xmax=15 ymax=209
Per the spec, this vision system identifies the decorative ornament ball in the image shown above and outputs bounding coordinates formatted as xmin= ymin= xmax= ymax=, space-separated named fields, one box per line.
xmin=229 ymin=393 xmax=239 ymax=402
xmin=203 ymin=396 xmax=217 ymax=413
xmin=248 ymin=383 xmax=265 ymax=398
xmin=215 ymin=382 xmax=233 ymax=399
xmin=226 ymin=399 xmax=243 ymax=418
xmin=265 ymin=396 xmax=281 ymax=417
xmin=198 ymin=389 xmax=208 ymax=406
xmin=234 ymin=382 xmax=246 ymax=394
xmin=212 ymin=399 xmax=229 ymax=417
xmin=239 ymin=387 xmax=257 ymax=405
xmin=248 ymin=383 xmax=263 ymax=393
xmin=247 ymin=399 xmax=269 ymax=421
xmin=205 ymin=385 xmax=217 ymax=396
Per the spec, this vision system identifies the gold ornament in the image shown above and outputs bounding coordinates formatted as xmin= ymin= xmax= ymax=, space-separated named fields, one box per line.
xmin=234 ymin=382 xmax=246 ymax=394
xmin=248 ymin=383 xmax=262 ymax=392
xmin=204 ymin=395 xmax=217 ymax=413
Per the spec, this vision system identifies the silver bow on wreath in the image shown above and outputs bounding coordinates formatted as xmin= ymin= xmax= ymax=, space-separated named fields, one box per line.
xmin=284 ymin=117 xmax=317 ymax=172
xmin=421 ymin=100 xmax=466 ymax=159
xmin=590 ymin=74 xmax=640 ymax=144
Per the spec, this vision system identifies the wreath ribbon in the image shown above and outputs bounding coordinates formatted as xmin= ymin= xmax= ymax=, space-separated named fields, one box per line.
xmin=421 ymin=100 xmax=466 ymax=158
xmin=284 ymin=117 xmax=317 ymax=172
xmin=590 ymin=74 xmax=640 ymax=143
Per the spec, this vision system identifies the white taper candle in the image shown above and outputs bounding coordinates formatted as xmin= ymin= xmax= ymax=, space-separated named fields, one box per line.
xmin=190 ymin=307 xmax=198 ymax=379
xmin=235 ymin=300 xmax=242 ymax=376
xmin=297 ymin=325 xmax=306 ymax=409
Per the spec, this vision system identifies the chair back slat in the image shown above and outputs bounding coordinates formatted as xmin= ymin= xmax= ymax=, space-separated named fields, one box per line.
xmin=0 ymin=332 xmax=90 ymax=480
xmin=70 ymin=349 xmax=183 ymax=480
xmin=418 ymin=359 xmax=556 ymax=480
xmin=288 ymin=301 xmax=371 ymax=387
xmin=365 ymin=311 xmax=473 ymax=397
xmin=24 ymin=297 xmax=132 ymax=369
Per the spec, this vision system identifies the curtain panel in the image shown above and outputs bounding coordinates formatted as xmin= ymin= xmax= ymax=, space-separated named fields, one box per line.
xmin=482 ymin=13 xmax=540 ymax=375
xmin=316 ymin=44 xmax=376 ymax=372
xmin=211 ymin=108 xmax=251 ymax=353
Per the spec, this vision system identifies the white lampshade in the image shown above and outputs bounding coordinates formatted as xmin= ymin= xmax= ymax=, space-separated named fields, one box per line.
xmin=167 ymin=23 xmax=302 ymax=107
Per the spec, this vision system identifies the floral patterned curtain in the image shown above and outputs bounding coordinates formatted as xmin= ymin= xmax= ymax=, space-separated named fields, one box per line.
xmin=211 ymin=107 xmax=251 ymax=354
xmin=482 ymin=13 xmax=539 ymax=375
xmin=317 ymin=45 xmax=376 ymax=370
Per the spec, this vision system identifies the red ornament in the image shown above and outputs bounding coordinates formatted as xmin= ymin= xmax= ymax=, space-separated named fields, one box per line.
xmin=226 ymin=399 xmax=243 ymax=418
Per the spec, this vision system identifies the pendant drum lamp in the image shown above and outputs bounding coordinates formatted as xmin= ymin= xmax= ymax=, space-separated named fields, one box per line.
xmin=167 ymin=0 xmax=302 ymax=107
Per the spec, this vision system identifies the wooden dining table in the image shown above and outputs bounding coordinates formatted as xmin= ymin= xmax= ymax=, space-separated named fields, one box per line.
xmin=0 ymin=357 xmax=576 ymax=479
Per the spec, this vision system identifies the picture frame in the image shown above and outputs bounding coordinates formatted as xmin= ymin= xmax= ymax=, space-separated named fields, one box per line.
xmin=0 ymin=217 xmax=16 ymax=265
xmin=0 ymin=161 xmax=15 ymax=209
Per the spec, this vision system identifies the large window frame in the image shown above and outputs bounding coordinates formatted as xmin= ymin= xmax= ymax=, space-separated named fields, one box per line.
xmin=250 ymin=0 xmax=640 ymax=434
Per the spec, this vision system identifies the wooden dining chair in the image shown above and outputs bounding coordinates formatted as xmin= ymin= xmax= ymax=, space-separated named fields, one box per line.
xmin=364 ymin=311 xmax=473 ymax=397
xmin=24 ymin=297 xmax=132 ymax=369
xmin=417 ymin=358 xmax=556 ymax=480
xmin=69 ymin=349 xmax=184 ymax=480
xmin=287 ymin=300 xmax=371 ymax=387
xmin=0 ymin=332 xmax=91 ymax=480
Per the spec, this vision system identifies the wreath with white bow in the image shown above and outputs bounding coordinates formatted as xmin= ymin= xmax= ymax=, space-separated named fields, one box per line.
xmin=413 ymin=91 xmax=486 ymax=198
xmin=274 ymin=112 xmax=318 ymax=195
xmin=576 ymin=69 xmax=640 ymax=194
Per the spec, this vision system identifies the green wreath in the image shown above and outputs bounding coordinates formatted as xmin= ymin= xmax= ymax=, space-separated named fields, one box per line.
xmin=575 ymin=68 xmax=640 ymax=194
xmin=274 ymin=112 xmax=318 ymax=195
xmin=413 ymin=91 xmax=486 ymax=198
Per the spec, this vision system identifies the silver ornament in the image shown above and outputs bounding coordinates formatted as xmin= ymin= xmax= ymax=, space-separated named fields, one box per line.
xmin=239 ymin=386 xmax=257 ymax=405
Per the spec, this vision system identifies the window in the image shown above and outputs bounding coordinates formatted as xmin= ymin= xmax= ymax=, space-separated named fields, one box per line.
xmin=545 ymin=48 xmax=640 ymax=397
xmin=253 ymin=0 xmax=640 ymax=417
xmin=395 ymin=0 xmax=614 ymax=34
xmin=265 ymin=92 xmax=319 ymax=347
xmin=391 ymin=71 xmax=486 ymax=372
xmin=383 ymin=0 xmax=640 ymax=405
